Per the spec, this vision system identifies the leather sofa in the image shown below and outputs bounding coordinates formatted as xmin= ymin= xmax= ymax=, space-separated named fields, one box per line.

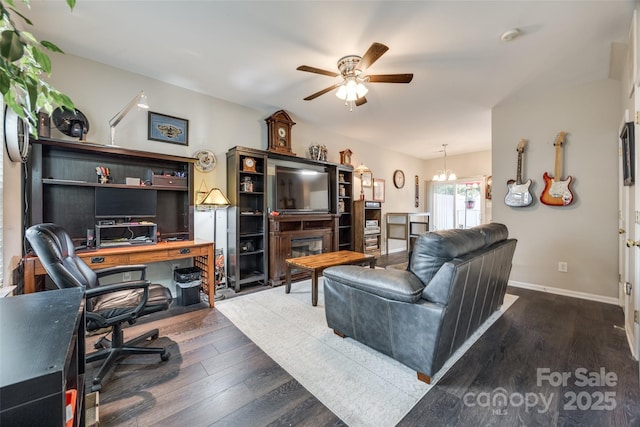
xmin=323 ymin=223 xmax=516 ymax=383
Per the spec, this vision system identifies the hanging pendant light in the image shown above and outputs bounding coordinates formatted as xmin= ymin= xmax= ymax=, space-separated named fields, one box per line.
xmin=433 ymin=144 xmax=457 ymax=181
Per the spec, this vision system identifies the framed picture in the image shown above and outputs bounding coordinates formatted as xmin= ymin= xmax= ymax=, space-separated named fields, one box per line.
xmin=621 ymin=122 xmax=635 ymax=186
xmin=361 ymin=171 xmax=373 ymax=187
xmin=148 ymin=111 xmax=189 ymax=145
xmin=373 ymin=178 xmax=385 ymax=202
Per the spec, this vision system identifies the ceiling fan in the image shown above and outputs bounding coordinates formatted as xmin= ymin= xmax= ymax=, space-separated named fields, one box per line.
xmin=297 ymin=42 xmax=413 ymax=108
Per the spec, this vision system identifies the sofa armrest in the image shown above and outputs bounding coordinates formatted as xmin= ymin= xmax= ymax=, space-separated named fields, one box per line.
xmin=323 ymin=266 xmax=425 ymax=303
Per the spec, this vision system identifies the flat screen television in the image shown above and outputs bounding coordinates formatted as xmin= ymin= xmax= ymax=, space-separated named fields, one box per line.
xmin=275 ymin=166 xmax=330 ymax=213
xmin=95 ymin=187 xmax=157 ymax=219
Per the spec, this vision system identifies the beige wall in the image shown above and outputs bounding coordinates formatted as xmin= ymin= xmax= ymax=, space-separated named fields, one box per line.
xmin=492 ymin=79 xmax=621 ymax=300
xmin=2 ymin=54 xmax=623 ymax=302
xmin=423 ymin=150 xmax=492 ymax=183
xmin=2 ymin=53 xmax=426 ymax=284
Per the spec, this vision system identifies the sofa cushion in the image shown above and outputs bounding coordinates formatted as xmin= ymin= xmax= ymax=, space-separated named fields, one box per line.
xmin=476 ymin=223 xmax=508 ymax=247
xmin=409 ymin=228 xmax=485 ymax=286
xmin=323 ymin=266 xmax=425 ymax=303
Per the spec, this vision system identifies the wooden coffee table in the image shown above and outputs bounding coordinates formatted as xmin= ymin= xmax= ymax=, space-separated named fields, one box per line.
xmin=285 ymin=250 xmax=376 ymax=306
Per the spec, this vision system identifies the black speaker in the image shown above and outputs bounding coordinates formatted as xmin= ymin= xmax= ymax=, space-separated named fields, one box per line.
xmin=86 ymin=228 xmax=95 ymax=248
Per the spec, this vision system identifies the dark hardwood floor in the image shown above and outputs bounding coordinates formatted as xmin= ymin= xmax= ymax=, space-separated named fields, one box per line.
xmin=89 ymin=252 xmax=640 ymax=426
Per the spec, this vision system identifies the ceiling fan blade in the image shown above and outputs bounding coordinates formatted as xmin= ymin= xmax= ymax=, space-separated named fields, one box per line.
xmin=355 ymin=96 xmax=367 ymax=107
xmin=304 ymin=83 xmax=342 ymax=101
xmin=297 ymin=65 xmax=339 ymax=77
xmin=357 ymin=42 xmax=389 ymax=72
xmin=367 ymin=74 xmax=414 ymax=83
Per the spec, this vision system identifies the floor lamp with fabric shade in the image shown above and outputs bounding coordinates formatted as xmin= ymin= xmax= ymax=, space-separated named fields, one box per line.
xmin=197 ymin=188 xmax=230 ymax=301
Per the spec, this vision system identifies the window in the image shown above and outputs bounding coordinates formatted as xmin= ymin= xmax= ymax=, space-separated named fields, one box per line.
xmin=430 ymin=178 xmax=485 ymax=231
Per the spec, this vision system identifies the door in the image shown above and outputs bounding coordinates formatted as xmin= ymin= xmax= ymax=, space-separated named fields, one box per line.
xmin=633 ymin=104 xmax=640 ymax=361
xmin=431 ymin=177 xmax=485 ymax=231
xmin=621 ymin=100 xmax=639 ymax=362
xmin=619 ymin=121 xmax=636 ymax=359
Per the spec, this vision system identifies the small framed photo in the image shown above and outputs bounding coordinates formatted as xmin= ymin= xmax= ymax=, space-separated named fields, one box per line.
xmin=148 ymin=111 xmax=189 ymax=145
xmin=621 ymin=122 xmax=635 ymax=186
xmin=361 ymin=171 xmax=373 ymax=187
xmin=373 ymin=178 xmax=385 ymax=202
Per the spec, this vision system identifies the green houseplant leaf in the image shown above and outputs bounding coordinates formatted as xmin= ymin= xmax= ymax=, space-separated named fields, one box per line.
xmin=0 ymin=0 xmax=75 ymax=138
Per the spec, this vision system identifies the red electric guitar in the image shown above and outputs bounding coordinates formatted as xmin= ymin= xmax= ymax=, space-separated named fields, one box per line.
xmin=504 ymin=139 xmax=533 ymax=207
xmin=540 ymin=132 xmax=574 ymax=206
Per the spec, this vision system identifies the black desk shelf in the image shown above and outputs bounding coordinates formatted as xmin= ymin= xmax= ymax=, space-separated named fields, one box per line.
xmin=0 ymin=288 xmax=86 ymax=426
xmin=28 ymin=138 xmax=195 ymax=246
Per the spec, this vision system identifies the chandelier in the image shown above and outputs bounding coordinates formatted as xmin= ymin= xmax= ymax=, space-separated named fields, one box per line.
xmin=433 ymin=144 xmax=457 ymax=181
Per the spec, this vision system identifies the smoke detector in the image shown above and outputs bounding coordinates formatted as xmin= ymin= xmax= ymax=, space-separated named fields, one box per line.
xmin=501 ymin=28 xmax=521 ymax=42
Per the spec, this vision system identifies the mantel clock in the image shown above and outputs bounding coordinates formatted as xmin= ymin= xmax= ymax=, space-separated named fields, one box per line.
xmin=266 ymin=110 xmax=296 ymax=155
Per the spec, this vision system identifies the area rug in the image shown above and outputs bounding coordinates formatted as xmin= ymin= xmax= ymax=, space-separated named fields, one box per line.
xmin=216 ymin=280 xmax=518 ymax=427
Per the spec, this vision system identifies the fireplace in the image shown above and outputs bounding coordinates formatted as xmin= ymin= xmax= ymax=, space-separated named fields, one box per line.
xmin=268 ymin=214 xmax=339 ymax=286
xmin=291 ymin=236 xmax=323 ymax=258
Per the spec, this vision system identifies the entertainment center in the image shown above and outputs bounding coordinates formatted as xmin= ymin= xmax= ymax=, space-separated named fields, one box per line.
xmin=226 ymin=146 xmax=355 ymax=291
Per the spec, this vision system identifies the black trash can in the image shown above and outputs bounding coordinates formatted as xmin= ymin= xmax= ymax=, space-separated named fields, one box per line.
xmin=173 ymin=267 xmax=202 ymax=306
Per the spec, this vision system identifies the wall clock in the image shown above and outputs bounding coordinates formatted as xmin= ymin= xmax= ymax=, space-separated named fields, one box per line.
xmin=194 ymin=149 xmax=216 ymax=173
xmin=52 ymin=107 xmax=90 ymax=139
xmin=265 ymin=109 xmax=296 ymax=155
xmin=3 ymin=104 xmax=29 ymax=163
xmin=393 ymin=169 xmax=405 ymax=188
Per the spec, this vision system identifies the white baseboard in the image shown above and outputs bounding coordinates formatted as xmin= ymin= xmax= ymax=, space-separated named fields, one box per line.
xmin=508 ymin=280 xmax=619 ymax=306
xmin=384 ymin=247 xmax=407 ymax=255
xmin=626 ymin=326 xmax=638 ymax=360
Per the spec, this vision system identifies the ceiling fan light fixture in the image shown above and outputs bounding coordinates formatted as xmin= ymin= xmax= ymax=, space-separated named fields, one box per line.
xmin=336 ymin=77 xmax=368 ymax=102
xmin=345 ymin=79 xmax=358 ymax=101
xmin=356 ymin=82 xmax=368 ymax=98
xmin=299 ymin=42 xmax=412 ymax=107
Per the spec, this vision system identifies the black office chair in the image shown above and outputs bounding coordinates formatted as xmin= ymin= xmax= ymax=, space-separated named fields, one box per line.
xmin=25 ymin=223 xmax=173 ymax=392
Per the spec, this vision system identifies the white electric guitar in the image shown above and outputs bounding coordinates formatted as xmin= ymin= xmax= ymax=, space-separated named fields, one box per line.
xmin=540 ymin=131 xmax=574 ymax=206
xmin=505 ymin=139 xmax=533 ymax=207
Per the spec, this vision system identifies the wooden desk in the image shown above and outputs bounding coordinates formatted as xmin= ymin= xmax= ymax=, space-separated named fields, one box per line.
xmin=386 ymin=212 xmax=409 ymax=255
xmin=22 ymin=240 xmax=216 ymax=308
xmin=285 ymin=250 xmax=376 ymax=306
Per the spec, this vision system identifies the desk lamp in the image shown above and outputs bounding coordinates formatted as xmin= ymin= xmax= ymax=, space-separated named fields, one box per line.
xmin=109 ymin=91 xmax=148 ymax=146
xmin=199 ymin=188 xmax=231 ymax=301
